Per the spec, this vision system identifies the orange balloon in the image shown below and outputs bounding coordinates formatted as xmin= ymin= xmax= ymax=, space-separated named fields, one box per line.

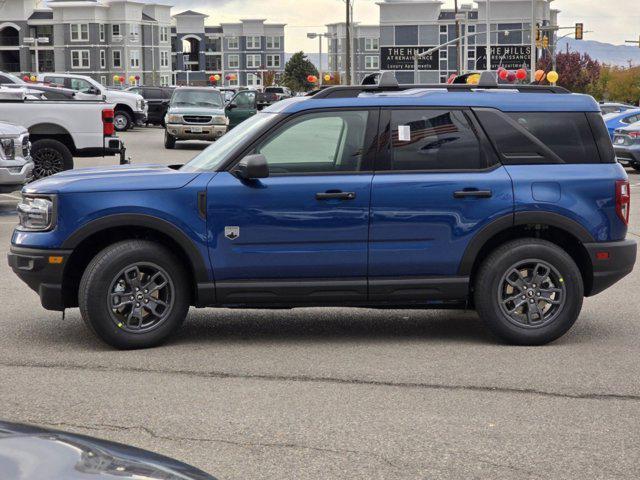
xmin=534 ymin=70 xmax=545 ymax=82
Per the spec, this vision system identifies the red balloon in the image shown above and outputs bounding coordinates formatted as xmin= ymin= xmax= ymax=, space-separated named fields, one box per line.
xmin=307 ymin=74 xmax=318 ymax=83
xmin=498 ymin=69 xmax=508 ymax=80
xmin=23 ymin=75 xmax=30 ymax=82
xmin=225 ymin=75 xmax=231 ymax=81
xmin=506 ymin=72 xmax=517 ymax=82
xmin=516 ymin=68 xmax=527 ymax=80
xmin=119 ymin=77 xmax=125 ymax=83
xmin=209 ymin=75 xmax=216 ymax=82
xmin=135 ymin=75 xmax=140 ymax=81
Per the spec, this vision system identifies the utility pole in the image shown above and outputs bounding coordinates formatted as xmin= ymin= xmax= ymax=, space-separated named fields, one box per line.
xmin=345 ymin=0 xmax=352 ymax=85
xmin=454 ymin=0 xmax=461 ymax=73
xmin=485 ymin=0 xmax=491 ymax=71
xmin=530 ymin=0 xmax=536 ymax=77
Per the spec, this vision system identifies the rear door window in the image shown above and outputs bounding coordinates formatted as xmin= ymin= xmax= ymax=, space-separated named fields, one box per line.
xmin=384 ymin=109 xmax=485 ymax=171
xmin=476 ymin=110 xmax=602 ymax=164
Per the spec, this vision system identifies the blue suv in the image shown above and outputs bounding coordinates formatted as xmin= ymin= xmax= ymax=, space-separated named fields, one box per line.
xmin=9 ymin=74 xmax=637 ymax=349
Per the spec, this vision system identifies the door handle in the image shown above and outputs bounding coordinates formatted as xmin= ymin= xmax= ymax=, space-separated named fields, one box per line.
xmin=316 ymin=191 xmax=356 ymax=201
xmin=453 ymin=189 xmax=493 ymax=199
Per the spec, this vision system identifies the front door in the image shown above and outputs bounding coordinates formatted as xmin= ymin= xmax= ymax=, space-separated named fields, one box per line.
xmin=225 ymin=90 xmax=257 ymax=129
xmin=207 ymin=109 xmax=378 ymax=305
xmin=369 ymin=108 xmax=514 ymax=301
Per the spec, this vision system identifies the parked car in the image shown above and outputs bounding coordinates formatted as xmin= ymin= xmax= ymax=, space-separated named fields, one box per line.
xmin=0 ymin=121 xmax=33 ymax=193
xmin=263 ymin=86 xmax=292 ymax=103
xmin=0 ymin=87 xmax=125 ymax=179
xmin=0 ymin=421 xmax=217 ymax=480
xmin=37 ymin=73 xmax=147 ymax=131
xmin=8 ymin=73 xmax=636 ymax=349
xmin=603 ymin=108 xmax=640 ymax=139
xmin=1 ymin=82 xmax=95 ymax=100
xmin=225 ymin=89 xmax=271 ymax=129
xmin=164 ymin=87 xmax=228 ymax=149
xmin=126 ymin=85 xmax=175 ymax=126
xmin=599 ymin=102 xmax=636 ymax=116
xmin=613 ymin=121 xmax=640 ymax=171
xmin=219 ymin=87 xmax=241 ymax=104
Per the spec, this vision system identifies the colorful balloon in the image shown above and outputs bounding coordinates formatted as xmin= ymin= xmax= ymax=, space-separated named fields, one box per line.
xmin=307 ymin=75 xmax=318 ymax=83
xmin=209 ymin=75 xmax=216 ymax=82
xmin=214 ymin=74 xmax=221 ymax=81
xmin=466 ymin=74 xmax=481 ymax=85
xmin=498 ymin=69 xmax=509 ymax=80
xmin=516 ymin=68 xmax=527 ymax=80
xmin=119 ymin=77 xmax=125 ymax=84
xmin=324 ymin=73 xmax=331 ymax=82
xmin=23 ymin=75 xmax=30 ymax=82
xmin=135 ymin=75 xmax=140 ymax=81
xmin=506 ymin=71 xmax=517 ymax=82
xmin=30 ymin=75 xmax=36 ymax=82
xmin=113 ymin=75 xmax=120 ymax=82
xmin=534 ymin=69 xmax=546 ymax=82
xmin=547 ymin=71 xmax=559 ymax=83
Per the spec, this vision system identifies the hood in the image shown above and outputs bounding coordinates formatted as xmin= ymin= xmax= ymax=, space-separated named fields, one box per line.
xmin=168 ymin=106 xmax=226 ymax=116
xmin=23 ymin=164 xmax=200 ymax=195
xmin=617 ymin=122 xmax=640 ymax=133
xmin=0 ymin=121 xmax=27 ymax=137
xmin=0 ymin=421 xmax=216 ymax=480
xmin=106 ymin=89 xmax=143 ymax=103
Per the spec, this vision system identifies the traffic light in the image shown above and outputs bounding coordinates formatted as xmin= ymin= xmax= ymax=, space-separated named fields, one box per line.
xmin=575 ymin=23 xmax=584 ymax=40
xmin=535 ymin=23 xmax=542 ymax=48
xmin=542 ymin=35 xmax=549 ymax=49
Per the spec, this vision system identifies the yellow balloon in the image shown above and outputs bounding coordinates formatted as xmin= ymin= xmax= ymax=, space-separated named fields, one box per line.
xmin=324 ymin=74 xmax=331 ymax=82
xmin=467 ymin=74 xmax=481 ymax=85
xmin=214 ymin=74 xmax=221 ymax=81
xmin=547 ymin=71 xmax=559 ymax=83
xmin=30 ymin=75 xmax=36 ymax=82
xmin=113 ymin=75 xmax=120 ymax=82
xmin=129 ymin=75 xmax=136 ymax=82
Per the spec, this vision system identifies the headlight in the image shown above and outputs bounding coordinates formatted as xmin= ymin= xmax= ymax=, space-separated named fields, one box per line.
xmin=137 ymin=98 xmax=144 ymax=110
xmin=17 ymin=195 xmax=56 ymax=232
xmin=213 ymin=115 xmax=228 ymax=125
xmin=1 ymin=138 xmax=15 ymax=160
xmin=166 ymin=114 xmax=182 ymax=123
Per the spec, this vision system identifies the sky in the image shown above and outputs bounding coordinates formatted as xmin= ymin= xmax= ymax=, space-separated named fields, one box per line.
xmin=168 ymin=0 xmax=640 ymax=52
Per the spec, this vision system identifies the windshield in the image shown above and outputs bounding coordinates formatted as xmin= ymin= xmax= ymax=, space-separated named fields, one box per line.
xmin=172 ymin=89 xmax=224 ymax=108
xmin=181 ymin=113 xmax=276 ymax=172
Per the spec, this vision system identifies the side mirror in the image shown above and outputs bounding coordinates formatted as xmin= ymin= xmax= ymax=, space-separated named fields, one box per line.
xmin=87 ymin=87 xmax=101 ymax=95
xmin=232 ymin=154 xmax=269 ymax=180
xmin=226 ymin=103 xmax=237 ymax=110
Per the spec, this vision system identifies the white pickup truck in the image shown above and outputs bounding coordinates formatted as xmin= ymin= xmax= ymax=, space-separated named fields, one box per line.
xmin=35 ymin=73 xmax=147 ymax=132
xmin=0 ymin=88 xmax=125 ymax=179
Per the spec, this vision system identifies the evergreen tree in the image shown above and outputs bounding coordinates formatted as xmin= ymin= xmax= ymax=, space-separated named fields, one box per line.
xmin=283 ymin=52 xmax=319 ymax=93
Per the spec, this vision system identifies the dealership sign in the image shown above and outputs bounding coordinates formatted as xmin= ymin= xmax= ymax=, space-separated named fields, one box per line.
xmin=380 ymin=46 xmax=439 ymax=71
xmin=474 ymin=45 xmax=533 ymax=71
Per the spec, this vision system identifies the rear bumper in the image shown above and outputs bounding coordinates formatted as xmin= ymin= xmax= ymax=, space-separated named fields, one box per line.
xmin=584 ymin=238 xmax=637 ymax=296
xmin=614 ymin=146 xmax=640 ymax=166
xmin=8 ymin=245 xmax=72 ymax=311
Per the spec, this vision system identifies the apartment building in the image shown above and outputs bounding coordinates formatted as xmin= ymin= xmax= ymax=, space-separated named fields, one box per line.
xmin=326 ymin=22 xmax=380 ymax=85
xmin=172 ymin=12 xmax=286 ymax=87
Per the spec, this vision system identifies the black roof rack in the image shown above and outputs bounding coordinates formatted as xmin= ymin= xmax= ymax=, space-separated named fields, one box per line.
xmin=311 ymin=71 xmax=570 ymax=99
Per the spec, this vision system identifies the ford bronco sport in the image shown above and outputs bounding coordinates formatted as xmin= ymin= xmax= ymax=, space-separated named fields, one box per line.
xmin=8 ymin=73 xmax=637 ymax=349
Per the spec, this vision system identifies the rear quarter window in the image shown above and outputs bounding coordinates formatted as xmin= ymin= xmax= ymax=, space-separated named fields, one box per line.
xmin=476 ymin=110 xmax=604 ymax=164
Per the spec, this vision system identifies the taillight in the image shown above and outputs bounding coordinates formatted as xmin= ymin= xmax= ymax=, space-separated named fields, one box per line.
xmin=102 ymin=108 xmax=115 ymax=136
xmin=616 ymin=180 xmax=630 ymax=225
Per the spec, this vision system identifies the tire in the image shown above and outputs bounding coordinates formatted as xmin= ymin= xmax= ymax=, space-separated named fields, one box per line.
xmin=114 ymin=110 xmax=132 ymax=132
xmin=31 ymin=139 xmax=74 ymax=180
xmin=164 ymin=130 xmax=176 ymax=149
xmin=474 ymin=238 xmax=584 ymax=346
xmin=79 ymin=240 xmax=190 ymax=349
xmin=632 ymin=165 xmax=640 ymax=172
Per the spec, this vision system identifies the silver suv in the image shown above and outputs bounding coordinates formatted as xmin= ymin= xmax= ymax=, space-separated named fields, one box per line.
xmin=0 ymin=121 xmax=33 ymax=193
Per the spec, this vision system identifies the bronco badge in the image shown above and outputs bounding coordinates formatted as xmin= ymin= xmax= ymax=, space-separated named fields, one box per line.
xmin=225 ymin=226 xmax=240 ymax=240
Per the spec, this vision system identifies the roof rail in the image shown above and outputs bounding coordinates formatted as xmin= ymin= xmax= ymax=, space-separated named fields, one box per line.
xmin=311 ymin=71 xmax=570 ymax=99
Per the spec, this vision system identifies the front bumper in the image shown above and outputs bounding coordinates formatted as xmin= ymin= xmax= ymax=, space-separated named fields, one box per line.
xmin=166 ymin=124 xmax=227 ymax=141
xmin=584 ymin=238 xmax=637 ymax=296
xmin=614 ymin=146 xmax=640 ymax=167
xmin=8 ymin=246 xmax=73 ymax=311
xmin=0 ymin=160 xmax=34 ymax=193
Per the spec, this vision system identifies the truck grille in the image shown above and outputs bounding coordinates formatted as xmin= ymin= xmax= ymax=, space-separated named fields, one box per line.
xmin=183 ymin=115 xmax=212 ymax=124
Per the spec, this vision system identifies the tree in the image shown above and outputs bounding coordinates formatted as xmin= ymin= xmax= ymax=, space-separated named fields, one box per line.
xmin=262 ymin=70 xmax=277 ymax=87
xmin=537 ymin=51 xmax=601 ymax=94
xmin=607 ymin=66 xmax=640 ymax=104
xmin=282 ymin=51 xmax=319 ymax=93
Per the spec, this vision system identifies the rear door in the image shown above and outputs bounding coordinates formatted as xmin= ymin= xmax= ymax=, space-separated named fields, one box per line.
xmin=226 ymin=90 xmax=257 ymax=129
xmin=368 ymin=108 xmax=514 ymax=301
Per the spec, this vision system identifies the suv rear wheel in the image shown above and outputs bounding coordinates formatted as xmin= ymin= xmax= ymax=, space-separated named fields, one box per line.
xmin=474 ymin=238 xmax=584 ymax=345
xmin=31 ymin=139 xmax=73 ymax=180
xmin=79 ymin=240 xmax=190 ymax=349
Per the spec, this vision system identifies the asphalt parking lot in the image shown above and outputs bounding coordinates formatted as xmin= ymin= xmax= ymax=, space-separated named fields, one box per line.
xmin=1 ymin=127 xmax=640 ymax=479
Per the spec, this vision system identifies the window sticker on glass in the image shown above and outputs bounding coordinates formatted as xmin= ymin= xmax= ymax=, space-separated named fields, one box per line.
xmin=398 ymin=125 xmax=411 ymax=142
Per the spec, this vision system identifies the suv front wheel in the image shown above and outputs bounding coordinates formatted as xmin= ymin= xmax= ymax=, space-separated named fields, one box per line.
xmin=474 ymin=238 xmax=584 ymax=346
xmin=79 ymin=240 xmax=190 ymax=349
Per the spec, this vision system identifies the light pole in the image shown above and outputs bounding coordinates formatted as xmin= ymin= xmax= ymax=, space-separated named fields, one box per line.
xmin=22 ymin=36 xmax=49 ymax=75
xmin=530 ymin=0 xmax=536 ymax=76
xmin=307 ymin=32 xmax=334 ymax=86
xmin=486 ymin=0 xmax=491 ymax=71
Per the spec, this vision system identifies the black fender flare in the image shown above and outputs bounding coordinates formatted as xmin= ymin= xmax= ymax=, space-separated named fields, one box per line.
xmin=458 ymin=211 xmax=595 ymax=276
xmin=61 ymin=213 xmax=210 ymax=284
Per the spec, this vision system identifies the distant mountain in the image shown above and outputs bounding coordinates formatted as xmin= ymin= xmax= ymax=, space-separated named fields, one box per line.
xmin=285 ymin=52 xmax=329 ymax=71
xmin=557 ymin=38 xmax=640 ymax=67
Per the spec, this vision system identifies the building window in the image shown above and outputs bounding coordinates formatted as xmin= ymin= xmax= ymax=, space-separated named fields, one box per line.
xmin=266 ymin=36 xmax=281 ymax=49
xmin=365 ymin=38 xmax=379 ymax=51
xmin=246 ymin=54 xmax=261 ymax=68
xmin=266 ymin=54 xmax=280 ymax=68
xmin=228 ymin=54 xmax=239 ymax=69
xmin=113 ymin=50 xmax=122 ymax=68
xmin=246 ymin=35 xmax=261 ymax=49
xmin=365 ymin=55 xmax=379 ymax=70
xmin=99 ymin=24 xmax=105 ymax=42
xmin=100 ymin=75 xmax=107 ymax=85
xmin=100 ymin=49 xmax=106 ymax=68
xmin=130 ymin=24 xmax=140 ymax=39
xmin=112 ymin=24 xmax=121 ymax=38
xmin=247 ymin=73 xmax=261 ymax=86
xmin=439 ymin=25 xmax=448 ymax=34
xmin=70 ymin=24 xmax=89 ymax=42
xmin=71 ymin=50 xmax=89 ymax=68
xmin=468 ymin=25 xmax=476 ymax=33
xmin=160 ymin=26 xmax=169 ymax=43
xmin=130 ymin=50 xmax=140 ymax=68
xmin=160 ymin=75 xmax=170 ymax=87
xmin=160 ymin=51 xmax=169 ymax=67
xmin=440 ymin=49 xmax=448 ymax=60
xmin=227 ymin=36 xmax=239 ymax=49
xmin=467 ymin=48 xmax=476 ymax=60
